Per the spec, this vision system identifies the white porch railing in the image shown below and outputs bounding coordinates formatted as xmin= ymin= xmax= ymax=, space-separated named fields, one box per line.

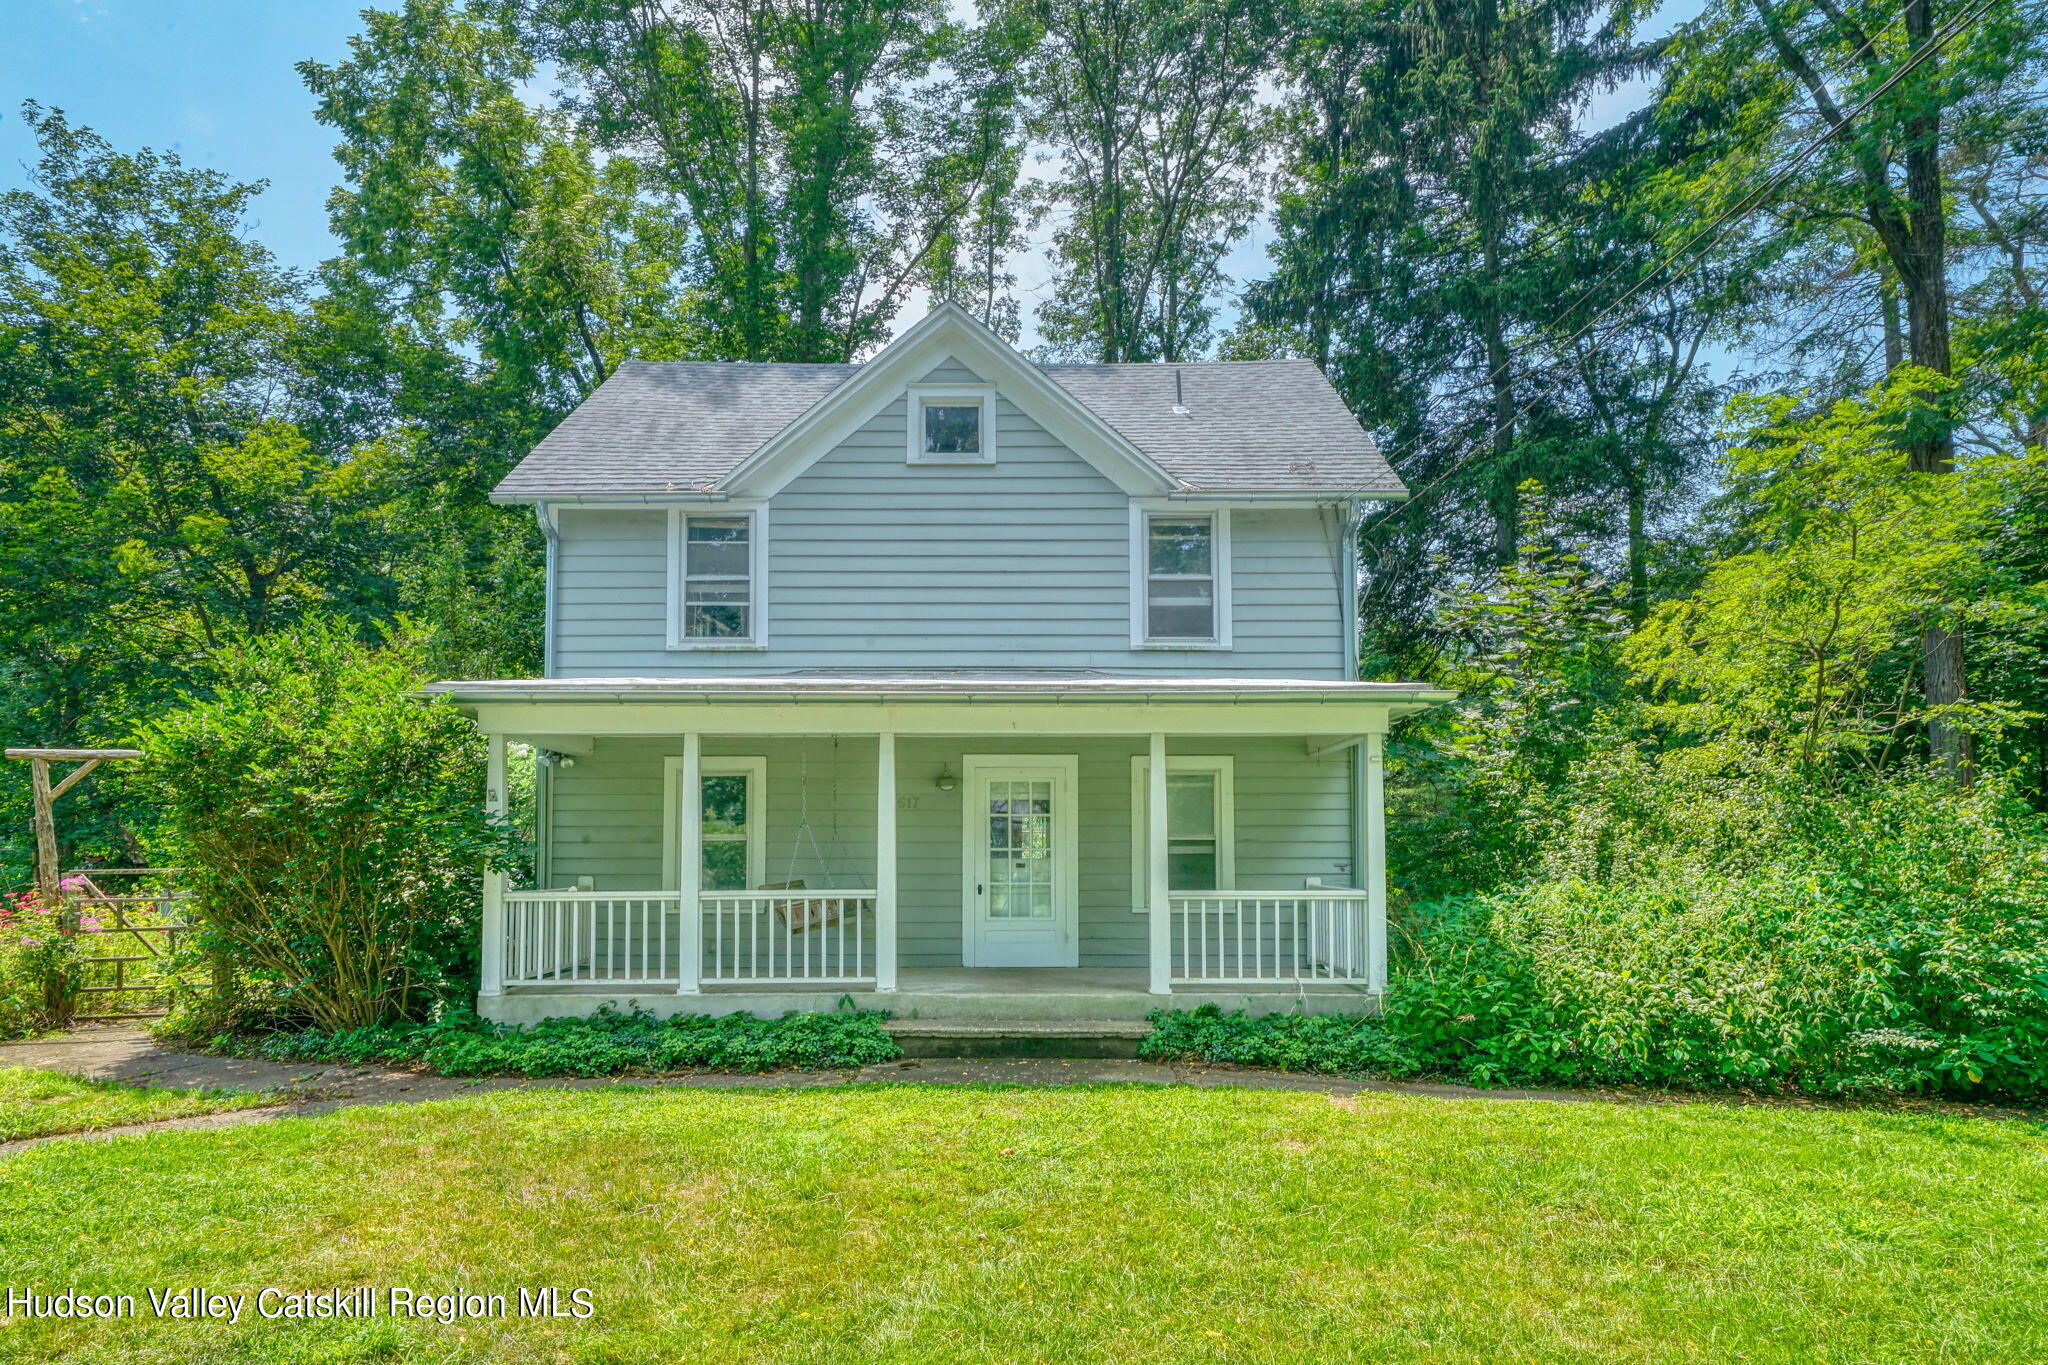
xmin=700 ymin=891 xmax=877 ymax=985
xmin=1169 ymin=891 xmax=1374 ymax=987
xmin=503 ymin=891 xmax=683 ymax=986
xmin=500 ymin=889 xmax=877 ymax=989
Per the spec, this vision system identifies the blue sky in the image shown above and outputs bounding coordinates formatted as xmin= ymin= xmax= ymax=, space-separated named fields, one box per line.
xmin=0 ymin=1 xmax=366 ymax=278
xmin=1 ymin=0 xmax=1704 ymax=347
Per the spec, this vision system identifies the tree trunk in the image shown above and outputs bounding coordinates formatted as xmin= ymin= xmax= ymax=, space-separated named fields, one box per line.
xmin=1625 ymin=472 xmax=1649 ymax=620
xmin=1897 ymin=0 xmax=1972 ymax=781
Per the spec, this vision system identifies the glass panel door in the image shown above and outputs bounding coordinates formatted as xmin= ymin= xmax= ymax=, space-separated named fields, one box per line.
xmin=986 ymin=779 xmax=1055 ymax=920
xmin=965 ymin=758 xmax=1077 ymax=968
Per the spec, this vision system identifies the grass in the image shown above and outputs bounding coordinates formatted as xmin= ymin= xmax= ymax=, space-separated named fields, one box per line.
xmin=0 ymin=1064 xmax=278 ymax=1142
xmin=2 ymin=1086 xmax=2044 ymax=1363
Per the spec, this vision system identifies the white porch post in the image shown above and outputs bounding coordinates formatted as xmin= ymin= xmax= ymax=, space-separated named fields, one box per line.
xmin=479 ymin=733 xmax=507 ymax=998
xmin=1364 ymin=729 xmax=1387 ymax=993
xmin=875 ymin=731 xmax=899 ymax=992
xmin=677 ymin=731 xmax=703 ymax=994
xmin=1147 ymin=731 xmax=1171 ymax=995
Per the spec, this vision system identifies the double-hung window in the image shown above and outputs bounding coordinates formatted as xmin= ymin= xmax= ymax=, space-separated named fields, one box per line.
xmin=1138 ymin=510 xmax=1228 ymax=646
xmin=672 ymin=510 xmax=761 ymax=647
xmin=664 ymin=757 xmax=766 ymax=891
xmin=1131 ymin=756 xmax=1236 ymax=896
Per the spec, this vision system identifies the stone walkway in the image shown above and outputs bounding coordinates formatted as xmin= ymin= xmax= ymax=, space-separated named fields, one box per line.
xmin=1 ymin=1025 xmax=1593 ymax=1156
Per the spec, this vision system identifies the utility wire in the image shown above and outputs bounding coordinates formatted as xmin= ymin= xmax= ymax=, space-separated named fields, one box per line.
xmin=1359 ymin=0 xmax=2002 ymax=536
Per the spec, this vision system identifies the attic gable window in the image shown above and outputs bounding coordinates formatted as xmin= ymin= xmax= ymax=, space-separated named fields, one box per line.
xmin=905 ymin=385 xmax=996 ymax=464
xmin=669 ymin=508 xmax=766 ymax=649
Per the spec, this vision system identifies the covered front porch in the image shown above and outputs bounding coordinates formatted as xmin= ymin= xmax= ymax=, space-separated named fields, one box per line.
xmin=432 ymin=675 xmax=1451 ymax=1020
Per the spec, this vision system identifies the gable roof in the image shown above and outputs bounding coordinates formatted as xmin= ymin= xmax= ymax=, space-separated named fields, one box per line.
xmin=492 ymin=307 xmax=1406 ymax=502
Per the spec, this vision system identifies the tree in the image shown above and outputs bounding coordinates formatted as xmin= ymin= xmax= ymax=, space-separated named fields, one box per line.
xmin=507 ymin=0 xmax=1028 ymax=360
xmin=1663 ymin=0 xmax=2048 ymax=776
xmin=1627 ymin=376 xmax=2031 ymax=773
xmin=1247 ymin=0 xmax=1662 ymax=669
xmin=0 ymin=105 xmax=405 ymax=876
xmin=1008 ymin=0 xmax=1279 ymax=362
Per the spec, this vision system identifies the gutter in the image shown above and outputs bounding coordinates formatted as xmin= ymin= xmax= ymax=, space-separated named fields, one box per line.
xmin=420 ymin=684 xmax=1457 ymax=709
xmin=494 ymin=491 xmax=732 ymax=506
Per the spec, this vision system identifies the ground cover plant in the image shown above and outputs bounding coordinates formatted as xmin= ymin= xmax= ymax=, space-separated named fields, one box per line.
xmin=0 ymin=1065 xmax=275 ymax=1142
xmin=195 ymin=1006 xmax=901 ymax=1077
xmin=3 ymin=1086 xmax=2044 ymax=1364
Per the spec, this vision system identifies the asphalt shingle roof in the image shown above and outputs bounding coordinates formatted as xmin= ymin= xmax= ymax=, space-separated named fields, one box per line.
xmin=493 ymin=356 xmax=1404 ymax=499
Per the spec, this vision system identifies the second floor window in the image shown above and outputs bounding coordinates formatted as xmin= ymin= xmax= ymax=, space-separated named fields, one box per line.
xmin=681 ymin=514 xmax=753 ymax=641
xmin=1144 ymin=514 xmax=1217 ymax=642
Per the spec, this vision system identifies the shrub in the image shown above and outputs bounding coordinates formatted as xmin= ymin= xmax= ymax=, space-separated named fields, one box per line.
xmin=0 ymin=889 xmax=80 ymax=1034
xmin=221 ymin=1006 xmax=900 ymax=1077
xmin=133 ymin=622 xmax=514 ymax=1030
xmin=1385 ymin=768 xmax=2048 ymax=1099
xmin=1141 ymin=1005 xmax=1422 ymax=1076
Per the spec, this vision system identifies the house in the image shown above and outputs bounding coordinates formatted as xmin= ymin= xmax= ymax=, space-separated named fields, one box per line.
xmin=426 ymin=303 xmax=1451 ymax=1023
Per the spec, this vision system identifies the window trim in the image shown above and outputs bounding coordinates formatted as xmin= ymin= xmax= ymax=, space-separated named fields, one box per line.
xmin=662 ymin=755 xmax=768 ymax=891
xmin=1129 ymin=754 xmax=1236 ymax=906
xmin=904 ymin=384 xmax=997 ymax=465
xmin=1130 ymin=505 xmax=1232 ymax=649
xmin=666 ymin=504 xmax=768 ymax=650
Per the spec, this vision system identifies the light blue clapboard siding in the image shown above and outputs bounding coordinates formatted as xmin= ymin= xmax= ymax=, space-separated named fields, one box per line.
xmin=543 ymin=736 xmax=1354 ymax=969
xmin=550 ymin=361 xmax=1350 ymax=678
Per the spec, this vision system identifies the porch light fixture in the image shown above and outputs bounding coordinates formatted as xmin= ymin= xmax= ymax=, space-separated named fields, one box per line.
xmin=934 ymin=764 xmax=957 ymax=792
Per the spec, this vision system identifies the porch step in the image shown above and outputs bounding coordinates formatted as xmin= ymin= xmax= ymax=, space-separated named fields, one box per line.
xmin=884 ymin=1018 xmax=1152 ymax=1060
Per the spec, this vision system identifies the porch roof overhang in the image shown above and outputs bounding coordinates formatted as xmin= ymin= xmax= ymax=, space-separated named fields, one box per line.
xmin=423 ymin=673 xmax=1456 ymax=739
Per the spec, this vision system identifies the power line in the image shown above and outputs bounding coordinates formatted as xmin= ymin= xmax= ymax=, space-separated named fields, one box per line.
xmin=1359 ymin=0 xmax=2002 ymax=536
xmin=1330 ymin=5 xmax=1914 ymax=455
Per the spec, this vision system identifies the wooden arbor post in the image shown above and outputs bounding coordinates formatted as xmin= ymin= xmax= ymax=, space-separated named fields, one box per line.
xmin=4 ymin=748 xmax=143 ymax=897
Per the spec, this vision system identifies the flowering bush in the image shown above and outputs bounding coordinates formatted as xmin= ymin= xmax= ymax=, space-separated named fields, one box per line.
xmin=0 ymin=888 xmax=82 ymax=1035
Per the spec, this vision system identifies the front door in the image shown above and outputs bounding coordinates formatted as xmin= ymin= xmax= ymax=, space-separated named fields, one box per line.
xmin=963 ymin=756 xmax=1079 ymax=968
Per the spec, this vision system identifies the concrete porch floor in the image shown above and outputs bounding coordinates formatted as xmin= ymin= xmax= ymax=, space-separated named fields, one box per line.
xmin=479 ymin=966 xmax=1379 ymax=1024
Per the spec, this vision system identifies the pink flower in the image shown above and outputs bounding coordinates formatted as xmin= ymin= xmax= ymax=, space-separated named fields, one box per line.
xmin=78 ymin=916 xmax=104 ymax=933
xmin=19 ymin=937 xmax=40 ymax=947
xmin=58 ymin=875 xmax=87 ymax=892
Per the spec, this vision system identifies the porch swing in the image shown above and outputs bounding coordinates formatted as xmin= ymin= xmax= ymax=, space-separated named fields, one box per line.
xmin=761 ymin=737 xmax=853 ymax=934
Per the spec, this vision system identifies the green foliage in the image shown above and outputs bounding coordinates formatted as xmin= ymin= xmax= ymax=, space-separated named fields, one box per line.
xmin=506 ymin=0 xmax=1026 ymax=361
xmin=1009 ymin=0 xmax=1277 ymax=362
xmin=132 ymin=622 xmax=508 ymax=1030
xmin=1140 ymin=1005 xmax=1421 ymax=1075
xmin=223 ymin=1006 xmax=901 ymax=1076
xmin=1628 ymin=378 xmax=2038 ymax=769
xmin=0 ymin=889 xmax=80 ymax=1035
xmin=1387 ymin=762 xmax=2048 ymax=1099
xmin=1393 ymin=484 xmax=1637 ymax=900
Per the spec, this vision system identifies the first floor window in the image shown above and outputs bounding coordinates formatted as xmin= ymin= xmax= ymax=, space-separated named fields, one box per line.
xmin=670 ymin=757 xmax=765 ymax=891
xmin=1145 ymin=513 xmax=1217 ymax=641
xmin=700 ymin=771 xmax=751 ymax=890
xmin=681 ymin=514 xmax=753 ymax=641
xmin=1132 ymin=756 xmax=1235 ymax=895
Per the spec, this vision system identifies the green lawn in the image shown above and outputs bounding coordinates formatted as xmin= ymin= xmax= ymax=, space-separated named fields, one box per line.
xmin=0 ymin=1064 xmax=278 ymax=1142
xmin=2 ymin=1085 xmax=2044 ymax=1363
